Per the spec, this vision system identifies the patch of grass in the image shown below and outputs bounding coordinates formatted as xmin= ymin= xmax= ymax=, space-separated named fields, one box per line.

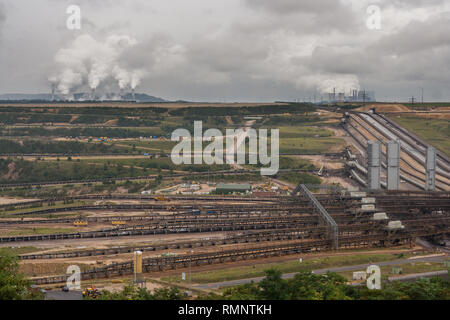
xmin=0 ymin=200 xmax=90 ymax=217
xmin=88 ymin=157 xmax=230 ymax=173
xmin=106 ymin=140 xmax=176 ymax=153
xmin=403 ymin=103 xmax=450 ymax=109
xmin=0 ymin=158 xmax=156 ymax=184
xmin=278 ymin=126 xmax=334 ymax=139
xmin=338 ymin=261 xmax=447 ymax=280
xmin=279 ymin=156 xmax=317 ymax=170
xmin=257 ymin=125 xmax=345 ymax=154
xmin=0 ymin=246 xmax=41 ymax=255
xmin=279 ymin=137 xmax=346 ymax=154
xmin=390 ymin=115 xmax=450 ymax=156
xmin=245 ymin=156 xmax=316 ymax=171
xmin=276 ymin=172 xmax=321 ymax=185
xmin=383 ymin=262 xmax=447 ymax=276
xmin=4 ymin=227 xmax=76 ymax=236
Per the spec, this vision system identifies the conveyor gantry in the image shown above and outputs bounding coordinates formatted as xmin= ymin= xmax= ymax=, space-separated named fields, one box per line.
xmin=295 ymin=184 xmax=339 ymax=249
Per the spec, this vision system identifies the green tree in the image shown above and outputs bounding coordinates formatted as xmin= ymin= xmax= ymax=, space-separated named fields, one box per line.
xmin=0 ymin=252 xmax=33 ymax=300
xmin=287 ymin=272 xmax=351 ymax=300
xmin=258 ymin=269 xmax=289 ymax=300
xmin=94 ymin=283 xmax=184 ymax=300
xmin=221 ymin=282 xmax=260 ymax=300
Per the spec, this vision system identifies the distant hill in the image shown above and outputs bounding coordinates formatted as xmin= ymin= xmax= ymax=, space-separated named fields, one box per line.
xmin=122 ymin=93 xmax=167 ymax=103
xmin=0 ymin=93 xmax=54 ymax=101
xmin=0 ymin=92 xmax=168 ymax=103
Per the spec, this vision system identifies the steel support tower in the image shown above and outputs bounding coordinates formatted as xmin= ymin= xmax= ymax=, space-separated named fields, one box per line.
xmin=425 ymin=147 xmax=436 ymax=191
xmin=297 ymin=184 xmax=338 ymax=250
xmin=386 ymin=140 xmax=400 ymax=190
xmin=367 ymin=141 xmax=381 ymax=190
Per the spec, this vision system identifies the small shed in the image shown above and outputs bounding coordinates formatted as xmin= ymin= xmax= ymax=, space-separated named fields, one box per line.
xmin=216 ymin=183 xmax=251 ymax=194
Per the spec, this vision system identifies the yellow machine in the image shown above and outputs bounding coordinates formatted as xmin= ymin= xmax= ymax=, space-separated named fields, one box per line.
xmin=112 ymin=220 xmax=126 ymax=226
xmin=73 ymin=220 xmax=88 ymax=227
xmin=154 ymin=195 xmax=169 ymax=202
xmin=82 ymin=286 xmax=99 ymax=298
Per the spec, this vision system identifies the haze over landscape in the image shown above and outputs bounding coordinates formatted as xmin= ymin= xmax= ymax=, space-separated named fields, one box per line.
xmin=0 ymin=0 xmax=449 ymax=304
xmin=1 ymin=0 xmax=450 ymax=102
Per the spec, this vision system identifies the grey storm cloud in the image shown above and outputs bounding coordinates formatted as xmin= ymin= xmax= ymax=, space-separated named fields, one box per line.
xmin=242 ymin=0 xmax=359 ymax=33
xmin=383 ymin=0 xmax=447 ymax=7
xmin=0 ymin=2 xmax=6 ymax=37
xmin=370 ymin=12 xmax=450 ymax=55
xmin=1 ymin=0 xmax=450 ymax=101
xmin=244 ymin=0 xmax=344 ymax=14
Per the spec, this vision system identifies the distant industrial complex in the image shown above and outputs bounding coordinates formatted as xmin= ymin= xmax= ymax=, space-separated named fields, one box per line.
xmin=326 ymin=89 xmax=376 ymax=103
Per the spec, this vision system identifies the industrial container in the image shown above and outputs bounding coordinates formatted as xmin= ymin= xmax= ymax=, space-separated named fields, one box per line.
xmin=372 ymin=212 xmax=388 ymax=220
xmin=361 ymin=197 xmax=376 ymax=204
xmin=361 ymin=204 xmax=376 ymax=212
xmin=350 ymin=191 xmax=367 ymax=198
xmin=387 ymin=221 xmax=404 ymax=230
xmin=73 ymin=220 xmax=88 ymax=227
xmin=216 ymin=183 xmax=252 ymax=194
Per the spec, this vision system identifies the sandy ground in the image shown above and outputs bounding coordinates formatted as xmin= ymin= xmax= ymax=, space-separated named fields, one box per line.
xmin=156 ymin=183 xmax=212 ymax=195
xmin=356 ymin=104 xmax=412 ymax=113
xmin=320 ymin=177 xmax=355 ymax=189
xmin=0 ymin=197 xmax=40 ymax=205
xmin=322 ymin=126 xmax=347 ymax=138
xmin=316 ymin=109 xmax=343 ymax=119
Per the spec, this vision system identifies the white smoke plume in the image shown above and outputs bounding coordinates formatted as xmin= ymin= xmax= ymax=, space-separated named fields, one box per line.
xmin=49 ymin=34 xmax=146 ymax=96
xmin=112 ymin=66 xmax=131 ymax=90
xmin=316 ymin=75 xmax=361 ymax=94
xmin=130 ymin=70 xmax=147 ymax=89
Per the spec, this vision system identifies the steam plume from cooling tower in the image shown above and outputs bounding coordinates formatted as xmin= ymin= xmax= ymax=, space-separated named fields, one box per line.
xmin=49 ymin=34 xmax=147 ymax=97
xmin=317 ymin=75 xmax=361 ymax=95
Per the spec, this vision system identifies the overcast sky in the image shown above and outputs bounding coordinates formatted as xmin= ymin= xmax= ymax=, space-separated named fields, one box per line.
xmin=0 ymin=0 xmax=449 ymax=102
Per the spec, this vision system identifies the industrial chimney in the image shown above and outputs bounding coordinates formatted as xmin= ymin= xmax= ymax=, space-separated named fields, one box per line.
xmin=51 ymin=84 xmax=56 ymax=102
